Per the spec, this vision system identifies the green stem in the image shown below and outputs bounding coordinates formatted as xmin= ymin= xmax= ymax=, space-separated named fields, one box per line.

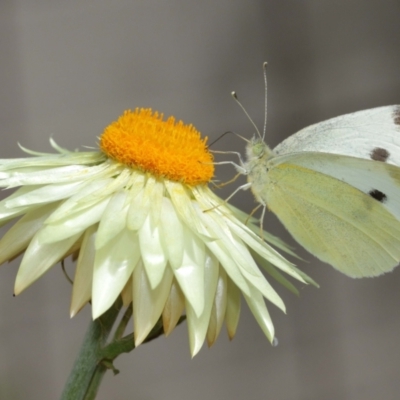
xmin=61 ymin=299 xmax=187 ymax=400
xmin=60 ymin=299 xmax=122 ymax=400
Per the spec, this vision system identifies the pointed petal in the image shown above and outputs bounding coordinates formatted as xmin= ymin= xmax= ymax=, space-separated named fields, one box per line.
xmin=92 ymin=229 xmax=139 ymax=318
xmin=162 ymin=277 xmax=185 ymax=336
xmin=204 ymin=238 xmax=250 ymax=297
xmin=0 ymin=186 xmax=40 ymax=224
xmin=95 ymin=191 xmax=129 ymax=249
xmin=186 ymin=253 xmax=219 ymax=356
xmin=159 ymin=197 xmax=184 ymax=269
xmin=252 ymin=251 xmax=300 ymax=295
xmin=225 ymin=278 xmax=241 ymax=340
xmin=70 ymin=225 xmax=97 ymax=317
xmin=173 ymin=229 xmax=205 ymax=317
xmin=0 ymin=203 xmax=59 ymax=266
xmin=191 ymin=205 xmax=250 ymax=296
xmin=5 ymin=181 xmax=86 ymax=208
xmin=15 ymin=232 xmax=81 ymax=295
xmin=207 ymin=268 xmax=228 ymax=347
xmin=45 ymin=178 xmax=117 ymax=223
xmin=139 ymin=213 xmax=167 ymax=289
xmin=243 ymin=287 xmax=274 ymax=342
xmin=227 ymin=218 xmax=306 ymax=283
xmin=46 ymin=171 xmax=129 ymax=224
xmin=149 ymin=180 xmax=164 ymax=227
xmin=121 ymin=276 xmax=133 ymax=307
xmin=49 ymin=138 xmax=72 ymax=154
xmin=166 ymin=181 xmax=212 ymax=237
xmin=197 ymin=206 xmax=286 ymax=311
xmin=38 ymin=198 xmax=109 ymax=244
xmin=126 ymin=180 xmax=152 ymax=231
xmin=133 ymin=261 xmax=173 ymax=345
xmin=0 ymin=162 xmax=114 ymax=188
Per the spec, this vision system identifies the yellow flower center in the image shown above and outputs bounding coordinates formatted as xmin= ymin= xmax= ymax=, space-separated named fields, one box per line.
xmin=99 ymin=109 xmax=214 ymax=185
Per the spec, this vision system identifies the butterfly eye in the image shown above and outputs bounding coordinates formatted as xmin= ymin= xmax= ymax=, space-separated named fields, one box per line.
xmin=253 ymin=142 xmax=265 ymax=157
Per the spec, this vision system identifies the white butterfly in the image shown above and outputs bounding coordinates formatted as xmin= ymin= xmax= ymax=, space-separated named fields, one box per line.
xmin=227 ymin=64 xmax=400 ymax=278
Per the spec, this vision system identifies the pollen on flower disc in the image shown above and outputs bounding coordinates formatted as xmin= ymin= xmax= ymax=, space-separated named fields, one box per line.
xmin=100 ymin=109 xmax=214 ymax=185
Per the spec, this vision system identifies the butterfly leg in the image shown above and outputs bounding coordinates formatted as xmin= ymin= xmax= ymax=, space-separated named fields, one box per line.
xmin=244 ymin=203 xmax=262 ymax=225
xmin=214 ymin=172 xmax=242 ymax=189
xmin=211 ymin=150 xmax=246 ymax=167
xmin=259 ymin=204 xmax=267 ymax=241
xmin=204 ymin=182 xmax=252 ymax=212
xmin=212 ymin=160 xmax=247 ymax=174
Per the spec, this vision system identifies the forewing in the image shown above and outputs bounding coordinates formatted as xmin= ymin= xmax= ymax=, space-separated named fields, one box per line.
xmin=265 ymin=161 xmax=400 ymax=277
xmin=273 ymin=106 xmax=400 ymax=165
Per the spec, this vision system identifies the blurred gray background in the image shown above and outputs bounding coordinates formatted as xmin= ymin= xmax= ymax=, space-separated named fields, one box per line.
xmin=1 ymin=1 xmax=400 ymax=399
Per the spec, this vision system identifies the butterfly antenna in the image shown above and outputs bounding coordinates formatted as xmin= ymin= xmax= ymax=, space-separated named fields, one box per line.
xmin=262 ymin=62 xmax=268 ymax=141
xmin=231 ymin=91 xmax=262 ymax=140
xmin=208 ymin=130 xmax=249 ymax=148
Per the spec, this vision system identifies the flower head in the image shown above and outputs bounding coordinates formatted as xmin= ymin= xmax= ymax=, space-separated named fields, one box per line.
xmin=0 ymin=108 xmax=314 ymax=356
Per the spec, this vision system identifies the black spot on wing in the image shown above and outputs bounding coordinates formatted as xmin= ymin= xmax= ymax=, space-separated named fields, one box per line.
xmin=394 ymin=106 xmax=400 ymax=126
xmin=369 ymin=189 xmax=387 ymax=203
xmin=370 ymin=147 xmax=390 ymax=162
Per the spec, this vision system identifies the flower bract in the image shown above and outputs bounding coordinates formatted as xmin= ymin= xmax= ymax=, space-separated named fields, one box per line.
xmin=0 ymin=108 xmax=315 ymax=356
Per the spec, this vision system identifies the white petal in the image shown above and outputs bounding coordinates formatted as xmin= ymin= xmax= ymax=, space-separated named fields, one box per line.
xmin=166 ymin=181 xmax=213 ymax=238
xmin=38 ymin=198 xmax=109 ymax=244
xmin=196 ymin=206 xmax=285 ymax=311
xmin=165 ymin=181 xmax=192 ymax=221
xmin=173 ymin=229 xmax=205 ymax=317
xmin=0 ymin=163 xmax=113 ymax=188
xmin=70 ymin=225 xmax=97 ymax=317
xmin=202 ymin=188 xmax=298 ymax=257
xmin=95 ymin=191 xmax=129 ymax=249
xmin=214 ymin=221 xmax=285 ymax=311
xmin=17 ymin=144 xmax=57 ymax=157
xmin=46 ymin=174 xmax=128 ymax=223
xmin=149 ymin=180 xmax=164 ymax=227
xmin=226 ymin=218 xmax=306 ymax=283
xmin=225 ymin=278 xmax=241 ymax=340
xmin=125 ymin=171 xmax=145 ymax=197
xmin=127 ymin=176 xmax=156 ymax=231
xmin=49 ymin=138 xmax=73 ymax=154
xmin=243 ymin=286 xmax=274 ymax=342
xmin=133 ymin=261 xmax=173 ymax=345
xmin=15 ymin=232 xmax=81 ymax=295
xmin=0 ymin=151 xmax=104 ymax=170
xmin=159 ymin=197 xmax=184 ymax=269
xmin=92 ymin=229 xmax=139 ymax=318
xmin=162 ymin=278 xmax=185 ymax=336
xmin=186 ymin=253 xmax=219 ymax=356
xmin=207 ymin=268 xmax=228 ymax=347
xmin=139 ymin=212 xmax=167 ymax=289
xmin=121 ymin=277 xmax=133 ymax=307
xmin=0 ymin=186 xmax=41 ymax=223
xmin=165 ymin=181 xmax=204 ymax=233
xmin=46 ymin=179 xmax=112 ymax=224
xmin=5 ymin=181 xmax=86 ymax=208
xmin=204 ymin=238 xmax=250 ymax=297
xmin=189 ymin=206 xmax=250 ymax=296
xmin=0 ymin=203 xmax=59 ymax=265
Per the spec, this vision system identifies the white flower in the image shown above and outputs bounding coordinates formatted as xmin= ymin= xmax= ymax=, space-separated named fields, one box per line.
xmin=0 ymin=109 xmax=314 ymax=356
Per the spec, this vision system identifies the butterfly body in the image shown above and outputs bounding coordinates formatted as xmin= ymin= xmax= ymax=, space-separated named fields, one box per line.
xmin=240 ymin=105 xmax=400 ymax=278
xmin=245 ymin=138 xmax=274 ymax=206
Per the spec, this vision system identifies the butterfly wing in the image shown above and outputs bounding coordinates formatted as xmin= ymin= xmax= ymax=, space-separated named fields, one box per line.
xmin=273 ymin=106 xmax=400 ymax=165
xmin=264 ymin=153 xmax=400 ymax=277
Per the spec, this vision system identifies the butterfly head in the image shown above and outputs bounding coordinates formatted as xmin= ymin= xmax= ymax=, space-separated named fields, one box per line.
xmin=246 ymin=137 xmax=273 ymax=161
